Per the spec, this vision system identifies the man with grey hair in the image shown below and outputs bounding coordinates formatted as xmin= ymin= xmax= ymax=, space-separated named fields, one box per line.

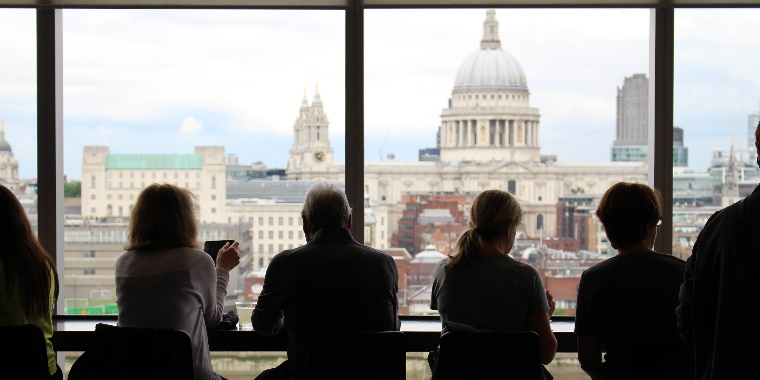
xmin=252 ymin=183 xmax=400 ymax=380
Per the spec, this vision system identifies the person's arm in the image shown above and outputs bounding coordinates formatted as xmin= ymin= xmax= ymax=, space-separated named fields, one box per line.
xmin=575 ymin=269 xmax=603 ymax=378
xmin=526 ymin=311 xmax=557 ymax=365
xmin=389 ymin=255 xmax=401 ymax=331
xmin=252 ymin=252 xmax=289 ymax=336
xmin=577 ymin=335 xmax=603 ymax=380
xmin=205 ymin=242 xmax=240 ymax=329
xmin=676 ymin=241 xmax=697 ymax=350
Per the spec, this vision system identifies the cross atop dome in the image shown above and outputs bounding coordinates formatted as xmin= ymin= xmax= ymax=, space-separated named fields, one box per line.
xmin=481 ymin=9 xmax=501 ymax=50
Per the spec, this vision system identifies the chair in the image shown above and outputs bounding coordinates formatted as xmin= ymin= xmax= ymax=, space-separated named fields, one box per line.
xmin=432 ymin=331 xmax=544 ymax=380
xmin=306 ymin=331 xmax=406 ymax=380
xmin=621 ymin=338 xmax=695 ymax=380
xmin=68 ymin=323 xmax=193 ymax=380
xmin=0 ymin=324 xmax=50 ymax=380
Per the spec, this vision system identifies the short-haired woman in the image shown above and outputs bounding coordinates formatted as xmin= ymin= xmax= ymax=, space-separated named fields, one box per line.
xmin=576 ymin=182 xmax=685 ymax=380
xmin=431 ymin=189 xmax=557 ymax=368
xmin=116 ymin=183 xmax=240 ymax=380
xmin=0 ymin=185 xmax=61 ymax=379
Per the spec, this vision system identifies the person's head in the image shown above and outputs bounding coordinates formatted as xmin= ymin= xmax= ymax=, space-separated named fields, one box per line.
xmin=450 ymin=189 xmax=523 ymax=267
xmin=301 ymin=183 xmax=352 ymax=241
xmin=596 ymin=182 xmax=663 ymax=250
xmin=0 ymin=184 xmax=59 ymax=318
xmin=125 ymin=183 xmax=200 ymax=251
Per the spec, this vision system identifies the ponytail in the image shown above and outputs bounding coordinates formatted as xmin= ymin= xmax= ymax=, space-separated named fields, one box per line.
xmin=449 ymin=226 xmax=481 ymax=267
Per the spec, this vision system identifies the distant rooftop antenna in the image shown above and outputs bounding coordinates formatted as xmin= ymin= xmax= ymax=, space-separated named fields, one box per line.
xmin=725 ymin=119 xmax=736 ymax=149
xmin=377 ymin=126 xmax=392 ymax=161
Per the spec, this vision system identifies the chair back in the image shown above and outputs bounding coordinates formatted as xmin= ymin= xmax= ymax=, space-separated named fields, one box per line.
xmin=621 ymin=338 xmax=694 ymax=380
xmin=68 ymin=323 xmax=193 ymax=380
xmin=306 ymin=331 xmax=405 ymax=380
xmin=433 ymin=331 xmax=544 ymax=380
xmin=0 ymin=324 xmax=49 ymax=380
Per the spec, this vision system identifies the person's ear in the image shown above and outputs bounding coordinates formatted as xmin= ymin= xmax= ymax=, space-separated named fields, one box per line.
xmin=302 ymin=218 xmax=311 ymax=242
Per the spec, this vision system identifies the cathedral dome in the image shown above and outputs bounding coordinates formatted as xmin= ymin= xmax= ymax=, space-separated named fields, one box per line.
xmin=454 ymin=49 xmax=527 ymax=92
xmin=453 ymin=9 xmax=528 ymax=93
xmin=0 ymin=123 xmax=11 ymax=152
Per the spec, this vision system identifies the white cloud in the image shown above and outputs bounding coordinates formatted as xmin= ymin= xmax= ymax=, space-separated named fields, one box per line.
xmin=2 ymin=8 xmax=760 ymax=178
xmin=96 ymin=124 xmax=113 ymax=136
xmin=179 ymin=117 xmax=204 ymax=134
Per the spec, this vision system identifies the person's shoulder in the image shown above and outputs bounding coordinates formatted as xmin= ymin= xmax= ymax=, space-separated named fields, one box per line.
xmin=653 ymin=252 xmax=686 ymax=265
xmin=180 ymin=246 xmax=214 ymax=264
xmin=491 ymin=255 xmax=541 ymax=278
xmin=355 ymin=244 xmax=398 ymax=264
xmin=271 ymin=246 xmax=298 ymax=260
xmin=114 ymin=250 xmax=134 ymax=270
xmin=580 ymin=256 xmax=616 ymax=279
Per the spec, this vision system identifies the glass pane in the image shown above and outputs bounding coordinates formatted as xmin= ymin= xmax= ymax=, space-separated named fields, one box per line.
xmin=673 ymin=9 xmax=760 ymax=260
xmin=0 ymin=9 xmax=37 ymax=224
xmin=61 ymin=9 xmax=345 ymax=315
xmin=365 ymin=9 xmax=649 ymax=319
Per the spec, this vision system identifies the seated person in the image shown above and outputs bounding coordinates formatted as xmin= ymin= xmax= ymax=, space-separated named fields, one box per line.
xmin=575 ymin=182 xmax=685 ymax=380
xmin=253 ymin=183 xmax=400 ymax=380
xmin=115 ymin=183 xmax=240 ymax=380
xmin=0 ymin=185 xmax=62 ymax=379
xmin=431 ymin=189 xmax=557 ymax=369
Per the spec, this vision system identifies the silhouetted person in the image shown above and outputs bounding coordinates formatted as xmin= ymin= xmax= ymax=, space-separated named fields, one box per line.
xmin=252 ymin=183 xmax=400 ymax=380
xmin=430 ymin=189 xmax=557 ymax=372
xmin=677 ymin=122 xmax=760 ymax=380
xmin=576 ymin=182 xmax=685 ymax=380
xmin=116 ymin=183 xmax=240 ymax=380
xmin=0 ymin=185 xmax=62 ymax=379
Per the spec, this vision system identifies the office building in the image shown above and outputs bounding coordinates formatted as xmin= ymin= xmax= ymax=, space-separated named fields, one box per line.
xmin=612 ymin=74 xmax=649 ymax=162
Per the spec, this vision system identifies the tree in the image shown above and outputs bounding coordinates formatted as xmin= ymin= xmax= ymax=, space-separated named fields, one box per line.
xmin=570 ymin=187 xmax=585 ymax=195
xmin=64 ymin=182 xmax=81 ymax=198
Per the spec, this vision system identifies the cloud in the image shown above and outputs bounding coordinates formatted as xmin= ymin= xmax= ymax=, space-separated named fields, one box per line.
xmin=179 ymin=117 xmax=203 ymax=134
xmin=96 ymin=124 xmax=113 ymax=136
xmin=2 ymin=7 xmax=760 ymax=179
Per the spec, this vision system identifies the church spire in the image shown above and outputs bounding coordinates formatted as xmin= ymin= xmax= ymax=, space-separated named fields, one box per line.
xmin=481 ymin=9 xmax=501 ymax=50
xmin=301 ymin=89 xmax=309 ymax=108
xmin=312 ymin=83 xmax=322 ymax=106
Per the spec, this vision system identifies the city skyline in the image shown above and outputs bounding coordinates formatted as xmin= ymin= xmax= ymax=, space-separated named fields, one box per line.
xmin=1 ymin=8 xmax=760 ymax=180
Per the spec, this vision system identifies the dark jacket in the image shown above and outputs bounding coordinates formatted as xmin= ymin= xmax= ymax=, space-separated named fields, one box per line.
xmin=677 ymin=184 xmax=760 ymax=380
xmin=252 ymin=227 xmax=400 ymax=380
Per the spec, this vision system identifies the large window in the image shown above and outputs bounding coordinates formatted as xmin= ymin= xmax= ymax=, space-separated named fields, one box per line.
xmin=0 ymin=9 xmax=37 ymax=217
xmin=17 ymin=3 xmax=752 ymax=380
xmin=365 ymin=8 xmax=649 ymax=316
xmin=60 ymin=9 xmax=345 ymax=315
xmin=672 ymin=9 xmax=760 ymax=260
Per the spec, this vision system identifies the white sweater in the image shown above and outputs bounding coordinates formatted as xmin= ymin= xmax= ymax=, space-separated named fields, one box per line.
xmin=115 ymin=247 xmax=229 ymax=380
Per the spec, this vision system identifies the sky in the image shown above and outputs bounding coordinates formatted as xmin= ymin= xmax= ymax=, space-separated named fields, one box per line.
xmin=1 ymin=8 xmax=759 ymax=181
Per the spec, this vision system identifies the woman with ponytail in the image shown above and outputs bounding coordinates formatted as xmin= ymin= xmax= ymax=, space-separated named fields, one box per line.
xmin=0 ymin=185 xmax=61 ymax=379
xmin=431 ymin=189 xmax=557 ymax=366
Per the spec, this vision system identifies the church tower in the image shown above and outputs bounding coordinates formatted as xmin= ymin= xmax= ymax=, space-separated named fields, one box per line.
xmin=0 ymin=120 xmax=20 ymax=192
xmin=286 ymin=85 xmax=334 ymax=179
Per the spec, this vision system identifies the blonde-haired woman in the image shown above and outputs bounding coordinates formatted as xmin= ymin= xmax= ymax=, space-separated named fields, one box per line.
xmin=115 ymin=183 xmax=240 ymax=380
xmin=431 ymin=190 xmax=557 ymax=366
